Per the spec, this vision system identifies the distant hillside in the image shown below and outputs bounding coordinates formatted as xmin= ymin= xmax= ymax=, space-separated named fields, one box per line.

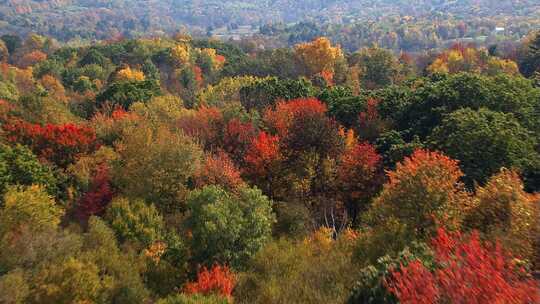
xmin=1 ymin=0 xmax=539 ymax=42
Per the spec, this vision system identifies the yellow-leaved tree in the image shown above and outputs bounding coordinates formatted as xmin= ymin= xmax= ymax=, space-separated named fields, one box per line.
xmin=294 ymin=37 xmax=344 ymax=78
xmin=115 ymin=66 xmax=145 ymax=82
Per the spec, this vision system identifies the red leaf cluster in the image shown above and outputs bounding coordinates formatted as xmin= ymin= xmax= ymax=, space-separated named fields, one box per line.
xmin=358 ymin=98 xmax=380 ymax=126
xmin=76 ymin=164 xmax=114 ymax=222
xmin=244 ymin=131 xmax=281 ymax=178
xmin=193 ymin=65 xmax=204 ymax=87
xmin=194 ymin=151 xmax=245 ymax=192
xmin=386 ymin=228 xmax=540 ymax=304
xmin=3 ymin=119 xmax=99 ymax=167
xmin=263 ymin=97 xmax=327 ymax=137
xmin=337 ymin=142 xmax=382 ymax=219
xmin=178 ymin=106 xmax=224 ymax=148
xmin=222 ymin=118 xmax=257 ymax=163
xmin=319 ymin=70 xmax=335 ymax=86
xmin=184 ymin=264 xmax=236 ymax=299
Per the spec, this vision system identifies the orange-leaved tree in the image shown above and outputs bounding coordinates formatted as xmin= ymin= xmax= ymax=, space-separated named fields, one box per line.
xmin=194 ymin=151 xmax=245 ymax=193
xmin=366 ymin=149 xmax=472 ymax=240
xmin=337 ymin=142 xmax=383 ymax=224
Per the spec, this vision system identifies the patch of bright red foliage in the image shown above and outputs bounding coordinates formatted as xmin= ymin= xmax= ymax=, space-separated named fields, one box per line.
xmin=386 ymin=228 xmax=540 ymax=304
xmin=337 ymin=142 xmax=382 ymax=219
xmin=244 ymin=131 xmax=281 ymax=177
xmin=222 ymin=118 xmax=257 ymax=163
xmin=184 ymin=264 xmax=236 ymax=299
xmin=3 ymin=119 xmax=99 ymax=167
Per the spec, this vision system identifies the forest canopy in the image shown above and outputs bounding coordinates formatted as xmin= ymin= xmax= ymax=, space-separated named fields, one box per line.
xmin=0 ymin=2 xmax=539 ymax=303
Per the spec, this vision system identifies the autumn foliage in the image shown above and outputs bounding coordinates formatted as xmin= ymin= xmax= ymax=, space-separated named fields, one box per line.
xmin=115 ymin=67 xmax=145 ymax=82
xmin=18 ymin=50 xmax=47 ymax=68
xmin=466 ymin=168 xmax=540 ymax=262
xmin=294 ymin=37 xmax=343 ymax=77
xmin=427 ymin=43 xmax=519 ymax=75
xmin=337 ymin=142 xmax=382 ymax=220
xmin=244 ymin=131 xmax=282 ymax=178
xmin=76 ymin=164 xmax=114 ymax=222
xmin=177 ymin=106 xmax=224 ymax=148
xmin=184 ymin=264 xmax=236 ymax=300
xmin=386 ymin=228 xmax=540 ymax=304
xmin=222 ymin=118 xmax=257 ymax=163
xmin=194 ymin=152 xmax=245 ymax=193
xmin=367 ymin=149 xmax=471 ymax=238
xmin=264 ymin=97 xmax=343 ymax=158
xmin=0 ymin=28 xmax=539 ymax=303
xmin=264 ymin=97 xmax=327 ymax=137
xmin=3 ymin=119 xmax=99 ymax=167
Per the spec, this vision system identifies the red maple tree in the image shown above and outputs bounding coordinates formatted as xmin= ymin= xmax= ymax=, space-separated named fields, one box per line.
xmin=337 ymin=142 xmax=383 ymax=221
xmin=194 ymin=151 xmax=245 ymax=193
xmin=222 ymin=118 xmax=257 ymax=164
xmin=3 ymin=119 xmax=99 ymax=167
xmin=386 ymin=228 xmax=540 ymax=304
xmin=184 ymin=264 xmax=236 ymax=299
xmin=76 ymin=164 xmax=114 ymax=222
xmin=263 ymin=97 xmax=327 ymax=137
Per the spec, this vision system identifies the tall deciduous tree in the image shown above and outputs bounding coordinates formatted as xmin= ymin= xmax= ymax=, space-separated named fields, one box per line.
xmin=294 ymin=37 xmax=344 ymax=78
xmin=185 ymin=185 xmax=274 ymax=269
xmin=350 ymin=46 xmax=403 ymax=89
xmin=465 ymin=169 xmax=540 ymax=261
xmin=337 ymin=142 xmax=383 ymax=224
xmin=428 ymin=108 xmax=539 ymax=187
xmin=113 ymin=125 xmax=203 ymax=213
xmin=366 ymin=150 xmax=472 ymax=241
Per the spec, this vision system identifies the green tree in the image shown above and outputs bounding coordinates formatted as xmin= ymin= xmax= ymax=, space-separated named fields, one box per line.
xmin=105 ymin=197 xmax=165 ymax=247
xmin=318 ymin=86 xmax=367 ymax=128
xmin=0 ymin=80 xmax=19 ymax=101
xmin=0 ymin=185 xmax=63 ymax=236
xmin=348 ymin=243 xmax=433 ymax=304
xmin=30 ymin=257 xmax=104 ymax=304
xmin=1 ymin=35 xmax=21 ymax=55
xmin=82 ymin=217 xmax=149 ymax=303
xmin=520 ymin=31 xmax=540 ymax=77
xmin=130 ymin=95 xmax=185 ymax=127
xmin=235 ymin=230 xmax=357 ymax=304
xmin=113 ymin=125 xmax=203 ymax=213
xmin=239 ymin=77 xmax=315 ymax=111
xmin=96 ymin=79 xmax=162 ymax=109
xmin=351 ymin=46 xmax=403 ymax=90
xmin=399 ymin=73 xmax=540 ymax=139
xmin=0 ymin=144 xmax=57 ymax=196
xmin=79 ymin=48 xmax=109 ymax=67
xmin=428 ymin=108 xmax=539 ymax=187
xmin=185 ymin=186 xmax=275 ymax=269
